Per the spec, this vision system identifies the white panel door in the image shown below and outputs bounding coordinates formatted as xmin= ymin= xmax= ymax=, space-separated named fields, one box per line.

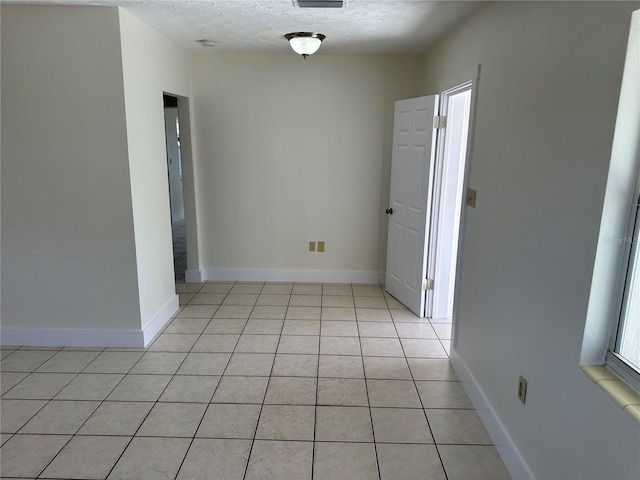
xmin=385 ymin=95 xmax=438 ymax=317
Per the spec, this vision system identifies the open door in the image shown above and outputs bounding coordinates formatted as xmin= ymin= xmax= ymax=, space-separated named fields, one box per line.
xmin=385 ymin=95 xmax=439 ymax=316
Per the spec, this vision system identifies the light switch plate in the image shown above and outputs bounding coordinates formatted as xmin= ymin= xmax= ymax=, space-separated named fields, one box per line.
xmin=309 ymin=241 xmax=316 ymax=252
xmin=466 ymin=188 xmax=477 ymax=208
xmin=317 ymin=241 xmax=325 ymax=253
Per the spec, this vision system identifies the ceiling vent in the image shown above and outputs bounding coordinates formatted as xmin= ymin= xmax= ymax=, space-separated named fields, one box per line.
xmin=294 ymin=0 xmax=344 ymax=8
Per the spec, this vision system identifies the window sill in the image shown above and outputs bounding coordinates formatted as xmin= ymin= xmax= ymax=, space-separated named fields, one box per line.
xmin=581 ymin=365 xmax=640 ymax=424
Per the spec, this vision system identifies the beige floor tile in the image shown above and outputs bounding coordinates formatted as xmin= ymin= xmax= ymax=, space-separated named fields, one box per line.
xmin=400 ymin=338 xmax=448 ymax=358
xmin=366 ymin=379 xmax=422 ymax=408
xmin=321 ymin=307 xmax=357 ymax=321
xmin=235 ymin=334 xmax=280 ymax=353
xmin=352 ymin=285 xmax=384 ymax=297
xmin=106 ymin=374 xmax=172 ymax=401
xmin=196 ymin=403 xmax=261 ymax=439
xmin=432 ymin=323 xmax=452 ymax=340
xmin=0 ymin=434 xmax=70 ymax=478
xmin=0 ymin=348 xmax=19 ymax=360
xmin=176 ymin=283 xmax=204 ymax=294
xmin=261 ymin=283 xmax=293 ymax=295
xmin=82 ymin=351 xmax=143 ymax=373
xmin=107 ymin=436 xmax=191 ymax=480
xmin=320 ymin=321 xmax=359 ymax=337
xmin=0 ymin=399 xmax=47 ymax=433
xmin=203 ymin=318 xmax=247 ymax=334
xmin=320 ymin=336 xmax=361 ymax=356
xmin=35 ymin=351 xmax=100 ymax=373
xmin=425 ymin=409 xmax=493 ymax=444
xmin=212 ymin=376 xmax=269 ymax=404
xmin=0 ymin=350 xmax=56 ymax=372
xmin=289 ymin=295 xmax=322 ymax=307
xmin=40 ymin=435 xmax=130 ymax=480
xmin=176 ymin=352 xmax=231 ymax=375
xmin=19 ymin=400 xmax=99 ymax=434
xmin=176 ymin=439 xmax=252 ymax=479
xmin=407 ymin=358 xmax=458 ymax=381
xmin=78 ymin=401 xmax=154 ymax=435
xmin=250 ymin=306 xmax=288 ymax=319
xmin=395 ymin=323 xmax=438 ymax=339
xmin=416 ymin=381 xmax=473 ymax=408
xmin=317 ymin=378 xmax=368 ymax=406
xmin=137 ymin=402 xmax=206 ymax=437
xmin=355 ymin=296 xmax=388 ymax=308
xmin=159 ymin=375 xmax=220 ymax=403
xmin=390 ymin=309 xmax=422 ymax=322
xmin=230 ymin=283 xmax=264 ymax=294
xmin=177 ymin=304 xmax=218 ymax=319
xmin=2 ymin=373 xmax=74 ymax=399
xmin=214 ymin=305 xmax=253 ymax=319
xmin=438 ymin=445 xmax=511 ymax=480
xmin=322 ymin=284 xmax=352 ymax=296
xmin=255 ymin=404 xmax=315 ymax=440
xmin=129 ymin=352 xmax=187 ymax=375
xmin=277 ymin=335 xmax=320 ymax=354
xmin=163 ymin=318 xmax=210 ymax=334
xmin=371 ymin=407 xmax=433 ymax=443
xmin=0 ymin=371 xmax=28 ymax=395
xmin=53 ymin=373 xmax=123 ymax=400
xmin=285 ymin=306 xmax=321 ymax=320
xmin=199 ymin=283 xmax=234 ymax=294
xmin=313 ymin=442 xmax=378 ymax=480
xmin=245 ymin=440 xmax=313 ymax=480
xmin=179 ymin=293 xmax=194 ymax=305
xmin=362 ymin=357 xmax=413 ymax=380
xmin=318 ymin=355 xmax=364 ymax=378
xmin=322 ymin=296 xmax=355 ymax=308
xmin=292 ymin=284 xmax=322 ymax=295
xmin=377 ymin=444 xmax=446 ymax=480
xmin=188 ymin=293 xmax=226 ymax=305
xmin=256 ymin=294 xmax=290 ymax=306
xmin=223 ymin=293 xmax=259 ymax=306
xmin=356 ymin=308 xmax=392 ymax=322
xmin=360 ymin=337 xmax=404 ymax=357
xmin=192 ymin=334 xmax=239 ymax=352
xmin=357 ymin=322 xmax=398 ymax=338
xmin=1 ymin=433 xmax=13 ymax=446
xmin=282 ymin=320 xmax=320 ymax=336
xmin=224 ymin=353 xmax=275 ymax=376
xmin=384 ymin=296 xmax=406 ymax=309
xmin=148 ymin=333 xmax=199 ymax=352
xmin=264 ymin=377 xmax=317 ymax=405
xmin=315 ymin=406 xmax=373 ymax=442
xmin=272 ymin=354 xmax=318 ymax=377
xmin=243 ymin=319 xmax=284 ymax=334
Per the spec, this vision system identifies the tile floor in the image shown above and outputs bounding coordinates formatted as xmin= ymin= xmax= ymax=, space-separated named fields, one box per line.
xmin=0 ymin=281 xmax=511 ymax=479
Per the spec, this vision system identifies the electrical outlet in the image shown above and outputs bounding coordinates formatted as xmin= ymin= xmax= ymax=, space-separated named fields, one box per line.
xmin=309 ymin=241 xmax=316 ymax=252
xmin=317 ymin=241 xmax=325 ymax=253
xmin=517 ymin=376 xmax=527 ymax=404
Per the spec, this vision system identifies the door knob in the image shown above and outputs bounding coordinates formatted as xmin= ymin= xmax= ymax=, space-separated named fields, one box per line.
xmin=385 ymin=208 xmax=393 ymax=214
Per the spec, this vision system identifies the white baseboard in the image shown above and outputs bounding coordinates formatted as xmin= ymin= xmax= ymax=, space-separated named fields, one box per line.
xmin=199 ymin=268 xmax=384 ymax=284
xmin=141 ymin=294 xmax=179 ymax=346
xmin=0 ymin=295 xmax=179 ymax=348
xmin=450 ymin=348 xmax=535 ymax=480
xmin=185 ymin=269 xmax=203 ymax=283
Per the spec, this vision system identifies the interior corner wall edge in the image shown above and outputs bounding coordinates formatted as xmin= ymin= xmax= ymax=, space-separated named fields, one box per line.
xmin=0 ymin=4 xmax=141 ymax=333
xmin=420 ymin=2 xmax=640 ymax=479
xmin=118 ymin=8 xmax=192 ymax=327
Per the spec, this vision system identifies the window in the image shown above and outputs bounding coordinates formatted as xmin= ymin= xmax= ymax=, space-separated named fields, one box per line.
xmin=608 ymin=190 xmax=640 ymax=391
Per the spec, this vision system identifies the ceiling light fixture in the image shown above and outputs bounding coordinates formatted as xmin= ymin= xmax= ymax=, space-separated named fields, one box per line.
xmin=285 ymin=32 xmax=326 ymax=59
xmin=197 ymin=39 xmax=215 ymax=47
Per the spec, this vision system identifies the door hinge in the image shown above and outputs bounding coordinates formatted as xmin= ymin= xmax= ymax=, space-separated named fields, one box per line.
xmin=422 ymin=278 xmax=434 ymax=290
xmin=433 ymin=116 xmax=447 ymax=129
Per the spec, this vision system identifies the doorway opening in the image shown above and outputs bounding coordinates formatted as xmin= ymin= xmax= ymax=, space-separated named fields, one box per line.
xmin=164 ymin=94 xmax=187 ymax=283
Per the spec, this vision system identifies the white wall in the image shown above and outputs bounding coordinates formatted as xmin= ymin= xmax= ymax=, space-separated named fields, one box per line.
xmin=421 ymin=2 xmax=640 ymax=479
xmin=1 ymin=5 xmax=140 ymax=331
xmin=118 ymin=9 xmax=192 ymax=327
xmin=190 ymin=53 xmax=420 ymax=281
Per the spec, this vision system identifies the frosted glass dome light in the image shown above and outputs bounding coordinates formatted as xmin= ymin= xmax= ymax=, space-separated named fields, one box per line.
xmin=285 ymin=32 xmax=326 ymax=59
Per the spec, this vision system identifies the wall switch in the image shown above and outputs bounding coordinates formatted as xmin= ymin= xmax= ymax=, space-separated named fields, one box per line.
xmin=317 ymin=241 xmax=325 ymax=253
xmin=466 ymin=188 xmax=477 ymax=208
xmin=518 ymin=376 xmax=527 ymax=404
xmin=309 ymin=241 xmax=316 ymax=252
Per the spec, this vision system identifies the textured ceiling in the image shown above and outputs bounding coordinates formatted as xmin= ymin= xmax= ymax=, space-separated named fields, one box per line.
xmin=6 ymin=0 xmax=481 ymax=54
